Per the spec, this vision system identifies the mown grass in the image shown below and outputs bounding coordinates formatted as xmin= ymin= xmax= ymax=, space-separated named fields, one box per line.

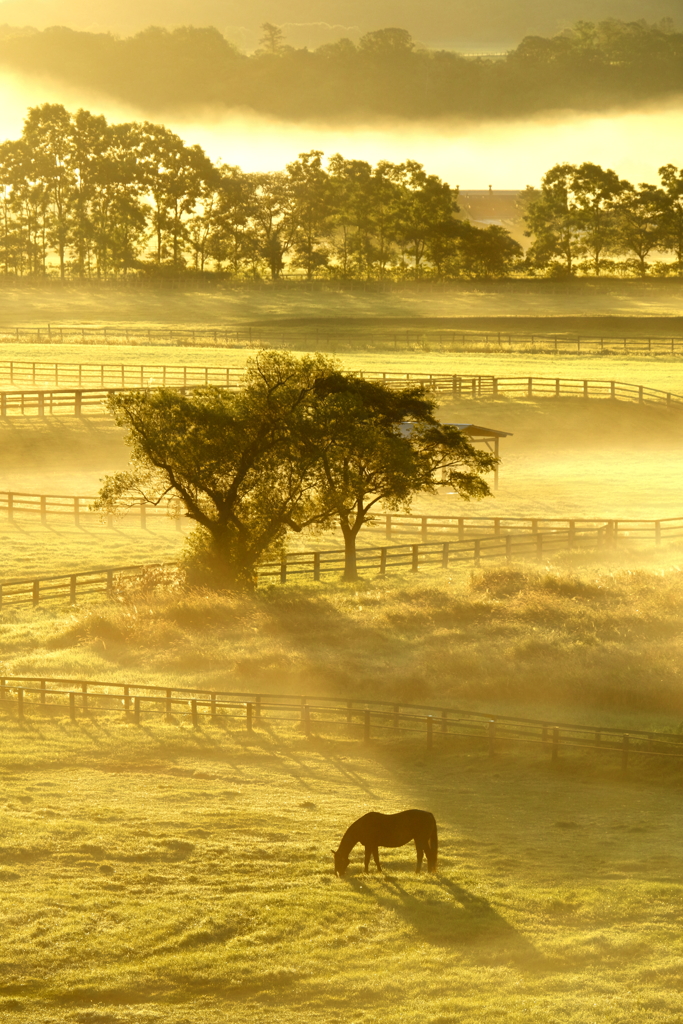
xmin=0 ymin=716 xmax=680 ymax=1023
xmin=2 ymin=341 xmax=683 ymax=394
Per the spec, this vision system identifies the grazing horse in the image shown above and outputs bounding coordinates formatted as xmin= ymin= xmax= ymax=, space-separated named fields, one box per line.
xmin=332 ymin=809 xmax=438 ymax=876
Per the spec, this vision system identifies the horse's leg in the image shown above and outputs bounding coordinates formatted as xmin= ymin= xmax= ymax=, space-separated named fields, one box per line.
xmin=364 ymin=846 xmax=371 ymax=873
xmin=415 ymin=840 xmax=424 ymax=873
xmin=372 ymin=847 xmax=382 ymax=872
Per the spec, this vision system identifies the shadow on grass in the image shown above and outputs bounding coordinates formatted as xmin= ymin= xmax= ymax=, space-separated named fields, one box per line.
xmin=346 ymin=872 xmax=543 ymax=964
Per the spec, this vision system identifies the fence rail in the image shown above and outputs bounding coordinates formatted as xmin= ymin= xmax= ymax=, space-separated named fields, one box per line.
xmin=0 ymin=374 xmax=680 ymax=418
xmin=1 ymin=676 xmax=681 ymax=769
xmin=3 ymin=325 xmax=683 ymax=355
xmin=0 ymin=491 xmax=183 ymax=528
xmin=4 ymin=491 xmax=681 ymax=545
xmin=2 ymin=517 xmax=679 ymax=606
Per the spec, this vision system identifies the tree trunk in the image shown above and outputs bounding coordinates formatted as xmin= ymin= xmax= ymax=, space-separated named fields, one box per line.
xmin=342 ymin=528 xmax=358 ymax=582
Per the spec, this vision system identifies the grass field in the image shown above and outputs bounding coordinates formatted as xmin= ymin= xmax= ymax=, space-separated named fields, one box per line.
xmin=0 ymin=717 xmax=681 ymax=1024
xmin=1 ymin=281 xmax=683 ymax=328
xmin=2 ymin=342 xmax=683 ymax=394
xmin=3 ymin=564 xmax=683 ymax=729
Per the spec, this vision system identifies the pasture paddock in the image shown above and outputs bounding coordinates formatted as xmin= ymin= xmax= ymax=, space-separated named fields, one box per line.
xmin=1 ymin=393 xmax=681 ymax=580
xmin=0 ymin=718 xmax=680 ymax=1023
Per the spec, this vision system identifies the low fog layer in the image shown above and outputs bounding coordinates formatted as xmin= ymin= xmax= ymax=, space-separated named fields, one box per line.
xmin=0 ymin=0 xmax=679 ymax=49
xmin=1 ymin=70 xmax=682 ymax=189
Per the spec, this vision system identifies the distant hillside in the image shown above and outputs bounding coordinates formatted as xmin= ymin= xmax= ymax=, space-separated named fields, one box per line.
xmin=0 ymin=19 xmax=681 ymax=121
xmin=0 ymin=0 xmax=679 ymax=51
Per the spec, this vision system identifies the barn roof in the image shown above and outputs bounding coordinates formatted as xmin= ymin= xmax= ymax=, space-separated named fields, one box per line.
xmin=448 ymin=423 xmax=513 ymax=438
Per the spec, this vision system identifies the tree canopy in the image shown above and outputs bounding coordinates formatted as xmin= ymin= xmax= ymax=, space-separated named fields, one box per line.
xmin=95 ymin=351 xmax=497 ymax=589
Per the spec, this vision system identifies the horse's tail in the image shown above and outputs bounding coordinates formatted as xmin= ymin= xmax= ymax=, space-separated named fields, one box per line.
xmin=428 ymin=819 xmax=438 ymax=872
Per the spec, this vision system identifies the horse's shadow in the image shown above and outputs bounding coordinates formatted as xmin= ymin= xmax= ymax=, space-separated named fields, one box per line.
xmin=346 ymin=872 xmax=540 ymax=963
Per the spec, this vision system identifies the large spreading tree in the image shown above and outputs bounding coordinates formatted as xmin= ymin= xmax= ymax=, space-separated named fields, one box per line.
xmin=95 ymin=352 xmax=497 ymax=589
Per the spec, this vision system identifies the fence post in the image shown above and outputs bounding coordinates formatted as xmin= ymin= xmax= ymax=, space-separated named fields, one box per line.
xmin=386 ymin=514 xmax=392 ymax=539
xmin=191 ymin=699 xmax=198 ymax=728
xmin=0 ymin=393 xmax=6 ymax=418
xmin=123 ymin=685 xmax=130 ymax=716
xmin=255 ymin=695 xmax=261 ymax=722
xmin=441 ymin=542 xmax=449 ymax=568
xmin=655 ymin=521 xmax=661 ymax=546
xmin=364 ymin=709 xmax=371 ymax=743
xmin=17 ymin=688 xmax=24 ymax=721
xmin=421 ymin=517 xmax=428 ymax=542
xmin=40 ymin=680 xmax=46 ymax=705
xmin=411 ymin=545 xmax=419 ymax=572
xmin=458 ymin=517 xmax=465 ymax=542
xmin=38 ymin=392 xmax=45 ymax=417
xmin=303 ymin=704 xmax=311 ymax=738
xmin=488 ymin=720 xmax=496 ymax=757
xmin=379 ymin=548 xmax=387 ymax=576
xmin=134 ymin=696 xmax=141 ymax=725
xmin=426 ymin=715 xmax=433 ymax=749
xmin=210 ymin=692 xmax=217 ymax=720
xmin=166 ymin=688 xmax=172 ymax=721
xmin=300 ymin=697 xmax=306 ymax=725
xmin=280 ymin=556 xmax=287 ymax=584
xmin=32 ymin=580 xmax=39 ymax=607
xmin=552 ymin=727 xmax=559 ymax=762
xmin=441 ymin=709 xmax=448 ymax=734
xmin=40 ymin=495 xmax=47 ymax=526
xmin=69 ymin=692 xmax=76 ymax=722
xmin=313 ymin=551 xmax=321 ymax=582
xmin=74 ymin=391 xmax=82 ymax=417
xmin=246 ymin=701 xmax=253 ymax=733
xmin=621 ymin=734 xmax=629 ymax=772
xmin=81 ymin=682 xmax=88 ymax=712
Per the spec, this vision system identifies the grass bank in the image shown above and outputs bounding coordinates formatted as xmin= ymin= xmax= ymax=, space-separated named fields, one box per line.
xmin=2 ymin=564 xmax=683 ymax=730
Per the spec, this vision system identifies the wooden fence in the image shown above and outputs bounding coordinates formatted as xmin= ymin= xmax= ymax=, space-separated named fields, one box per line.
xmin=5 ymin=491 xmax=681 ymax=547
xmin=3 ymin=518 xmax=680 ymax=607
xmin=0 ymin=374 xmax=681 ymax=418
xmin=1 ymin=676 xmax=682 ymax=769
xmin=0 ymin=491 xmax=183 ymax=527
xmin=3 ymin=325 xmax=683 ymax=355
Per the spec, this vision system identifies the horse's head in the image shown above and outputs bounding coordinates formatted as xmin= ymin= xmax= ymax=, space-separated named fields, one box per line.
xmin=332 ymin=848 xmax=349 ymax=877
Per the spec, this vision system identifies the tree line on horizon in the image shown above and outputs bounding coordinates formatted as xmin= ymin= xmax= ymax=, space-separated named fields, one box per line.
xmin=1 ymin=103 xmax=682 ymax=282
xmin=0 ymin=19 xmax=681 ymax=120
